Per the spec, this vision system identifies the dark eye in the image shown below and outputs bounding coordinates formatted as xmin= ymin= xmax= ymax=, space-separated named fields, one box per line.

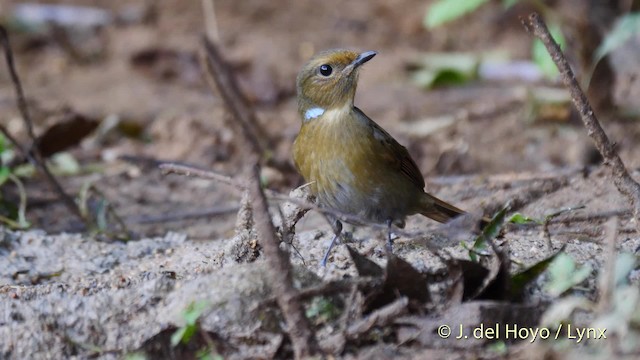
xmin=319 ymin=64 xmax=333 ymax=76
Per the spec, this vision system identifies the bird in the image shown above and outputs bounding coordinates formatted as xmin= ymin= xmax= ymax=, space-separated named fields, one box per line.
xmin=293 ymin=49 xmax=483 ymax=266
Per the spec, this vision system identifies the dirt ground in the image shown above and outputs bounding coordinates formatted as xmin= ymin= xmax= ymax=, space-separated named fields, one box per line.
xmin=1 ymin=0 xmax=640 ymax=359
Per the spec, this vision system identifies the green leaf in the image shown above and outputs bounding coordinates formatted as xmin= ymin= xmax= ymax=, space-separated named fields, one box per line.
xmin=510 ymin=249 xmax=564 ymax=299
xmin=469 ymin=204 xmax=508 ymax=262
xmin=615 ymin=286 xmax=640 ymax=317
xmin=502 ymin=0 xmax=522 ymax=8
xmin=0 ymin=134 xmax=15 ymax=165
xmin=539 ymin=296 xmax=593 ymax=327
xmin=0 ymin=133 xmax=6 ymax=154
xmin=508 ymin=212 xmax=539 ymax=224
xmin=124 ymin=353 xmax=147 ymax=360
xmin=487 ymin=341 xmax=508 ymax=356
xmin=306 ymin=296 xmax=340 ymax=325
xmin=51 ymin=152 xmax=81 ymax=176
xmin=171 ymin=301 xmax=210 ymax=347
xmin=12 ymin=163 xmax=35 ymax=178
xmin=410 ymin=52 xmax=480 ymax=89
xmin=0 ymin=173 xmax=30 ymax=229
xmin=0 ymin=166 xmax=10 ymax=187
xmin=424 ymin=0 xmax=490 ymax=28
xmin=183 ymin=301 xmax=209 ymax=325
xmin=594 ymin=13 xmax=640 ymax=65
xmin=197 ymin=348 xmax=224 ymax=360
xmin=532 ymin=23 xmax=566 ymax=79
xmin=614 ymin=252 xmax=637 ymax=286
xmin=545 ymin=253 xmax=592 ymax=297
xmin=96 ymin=199 xmax=108 ymax=231
xmin=171 ymin=326 xmax=189 ymax=347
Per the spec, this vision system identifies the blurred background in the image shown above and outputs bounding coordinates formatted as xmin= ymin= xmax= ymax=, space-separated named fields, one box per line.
xmin=1 ymin=0 xmax=640 ymax=235
xmin=4 ymin=3 xmax=640 ymax=359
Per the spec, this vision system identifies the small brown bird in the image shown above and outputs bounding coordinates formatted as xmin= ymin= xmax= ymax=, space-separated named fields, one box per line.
xmin=293 ymin=49 xmax=478 ymax=266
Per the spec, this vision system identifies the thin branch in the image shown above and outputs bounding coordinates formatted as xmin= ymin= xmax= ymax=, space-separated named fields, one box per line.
xmin=547 ymin=208 xmax=630 ymax=225
xmin=160 ymin=163 xmax=242 ymax=192
xmin=200 ymin=36 xmax=271 ymax=158
xmin=277 ymin=185 xmax=314 ymax=246
xmin=201 ymin=38 xmax=319 ymax=358
xmin=126 ymin=205 xmax=240 ymax=225
xmin=201 ymin=0 xmax=219 ymax=43
xmin=0 ymin=28 xmax=35 ymax=141
xmin=0 ymin=173 xmax=29 ymax=229
xmin=0 ymin=25 xmax=90 ymax=228
xmin=246 ymin=162 xmax=319 ymax=358
xmin=522 ymin=13 xmax=640 ymax=230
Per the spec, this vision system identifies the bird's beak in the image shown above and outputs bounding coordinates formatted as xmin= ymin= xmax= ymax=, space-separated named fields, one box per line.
xmin=352 ymin=51 xmax=377 ymax=68
xmin=344 ymin=51 xmax=377 ymax=76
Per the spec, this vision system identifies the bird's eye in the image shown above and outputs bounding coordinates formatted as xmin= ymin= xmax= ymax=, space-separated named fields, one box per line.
xmin=319 ymin=64 xmax=333 ymax=76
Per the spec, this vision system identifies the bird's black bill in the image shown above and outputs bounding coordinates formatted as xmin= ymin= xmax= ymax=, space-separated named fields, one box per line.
xmin=353 ymin=51 xmax=377 ymax=67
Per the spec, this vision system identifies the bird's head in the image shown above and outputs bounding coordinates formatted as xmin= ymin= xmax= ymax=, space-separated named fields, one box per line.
xmin=296 ymin=49 xmax=376 ymax=121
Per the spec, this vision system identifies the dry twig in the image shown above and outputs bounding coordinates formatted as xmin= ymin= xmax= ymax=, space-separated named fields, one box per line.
xmin=546 ymin=208 xmax=629 ymax=225
xmin=522 ymin=13 xmax=640 ymax=230
xmin=160 ymin=163 xmax=242 ymax=192
xmin=200 ymin=35 xmax=272 ymax=158
xmin=201 ymin=37 xmax=319 ymax=358
xmin=126 ymin=205 xmax=240 ymax=225
xmin=201 ymin=34 xmax=296 ymax=175
xmin=201 ymin=0 xmax=220 ymax=43
xmin=246 ymin=161 xmax=319 ymax=358
xmin=0 ymin=25 xmax=90 ymax=228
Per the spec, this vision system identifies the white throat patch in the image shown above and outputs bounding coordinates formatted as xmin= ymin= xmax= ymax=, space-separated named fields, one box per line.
xmin=304 ymin=107 xmax=325 ymax=121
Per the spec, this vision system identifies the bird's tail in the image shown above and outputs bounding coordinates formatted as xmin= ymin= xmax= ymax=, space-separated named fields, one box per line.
xmin=419 ymin=192 xmax=490 ymax=228
xmin=418 ymin=192 xmax=466 ymax=223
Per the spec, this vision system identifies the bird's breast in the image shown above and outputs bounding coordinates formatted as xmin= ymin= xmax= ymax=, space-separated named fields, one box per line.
xmin=294 ymin=107 xmax=367 ymax=193
xmin=293 ymin=107 xmax=417 ymax=222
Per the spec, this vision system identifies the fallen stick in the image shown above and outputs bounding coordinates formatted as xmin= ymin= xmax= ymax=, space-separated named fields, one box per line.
xmin=201 ymin=37 xmax=319 ymax=358
xmin=0 ymin=25 xmax=91 ymax=229
xmin=522 ymin=13 xmax=640 ymax=231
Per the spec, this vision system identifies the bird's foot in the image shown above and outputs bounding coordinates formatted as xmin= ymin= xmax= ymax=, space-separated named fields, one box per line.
xmin=385 ymin=219 xmax=395 ymax=253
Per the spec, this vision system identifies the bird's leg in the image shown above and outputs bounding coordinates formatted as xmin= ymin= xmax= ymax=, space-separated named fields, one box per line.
xmin=321 ymin=219 xmax=343 ymax=267
xmin=386 ymin=219 xmax=393 ymax=252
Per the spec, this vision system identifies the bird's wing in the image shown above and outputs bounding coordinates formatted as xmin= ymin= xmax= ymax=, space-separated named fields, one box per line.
xmin=354 ymin=107 xmax=426 ymax=190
